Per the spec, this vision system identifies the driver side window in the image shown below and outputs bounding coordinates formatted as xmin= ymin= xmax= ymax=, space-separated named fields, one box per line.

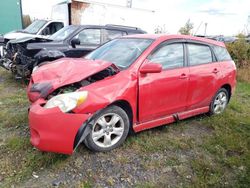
xmin=148 ymin=43 xmax=184 ymax=70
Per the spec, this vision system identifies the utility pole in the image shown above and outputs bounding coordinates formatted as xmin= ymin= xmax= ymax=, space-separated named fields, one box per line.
xmin=127 ymin=0 xmax=132 ymax=8
xmin=204 ymin=23 xmax=208 ymax=36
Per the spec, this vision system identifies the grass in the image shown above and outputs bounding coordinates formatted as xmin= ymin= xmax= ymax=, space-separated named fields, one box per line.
xmin=0 ymin=68 xmax=249 ymax=187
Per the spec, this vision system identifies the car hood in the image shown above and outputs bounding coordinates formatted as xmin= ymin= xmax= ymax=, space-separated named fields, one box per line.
xmin=4 ymin=31 xmax=38 ymax=40
xmin=9 ymin=36 xmax=53 ymax=44
xmin=31 ymin=58 xmax=114 ymax=89
xmin=27 ymin=41 xmax=64 ymax=50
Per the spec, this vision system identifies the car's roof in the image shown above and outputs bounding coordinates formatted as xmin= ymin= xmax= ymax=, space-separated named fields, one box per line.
xmin=124 ymin=34 xmax=225 ymax=47
xmin=69 ymin=24 xmax=145 ymax=33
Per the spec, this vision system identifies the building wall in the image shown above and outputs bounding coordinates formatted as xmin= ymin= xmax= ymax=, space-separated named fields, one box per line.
xmin=71 ymin=1 xmax=89 ymax=25
xmin=0 ymin=0 xmax=23 ymax=35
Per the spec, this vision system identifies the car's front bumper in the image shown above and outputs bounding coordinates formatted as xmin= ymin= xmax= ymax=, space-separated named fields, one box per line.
xmin=29 ymin=102 xmax=91 ymax=154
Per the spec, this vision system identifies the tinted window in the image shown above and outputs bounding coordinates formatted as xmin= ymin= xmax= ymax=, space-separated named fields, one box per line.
xmin=104 ymin=30 xmax=126 ymax=42
xmin=148 ymin=43 xmax=184 ymax=69
xmin=76 ymin=29 xmax=101 ymax=45
xmin=188 ymin=44 xmax=212 ymax=66
xmin=85 ymin=38 xmax=153 ymax=69
xmin=213 ymin=46 xmax=232 ymax=61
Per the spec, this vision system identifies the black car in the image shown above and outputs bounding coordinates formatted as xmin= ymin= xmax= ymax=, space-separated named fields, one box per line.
xmin=1 ymin=24 xmax=146 ymax=78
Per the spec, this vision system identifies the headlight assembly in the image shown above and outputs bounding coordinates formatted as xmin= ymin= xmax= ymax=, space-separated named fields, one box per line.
xmin=32 ymin=66 xmax=38 ymax=73
xmin=44 ymin=91 xmax=88 ymax=113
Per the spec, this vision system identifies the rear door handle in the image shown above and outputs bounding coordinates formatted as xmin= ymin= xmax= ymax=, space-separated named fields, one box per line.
xmin=179 ymin=73 xmax=188 ymax=79
xmin=212 ymin=68 xmax=219 ymax=74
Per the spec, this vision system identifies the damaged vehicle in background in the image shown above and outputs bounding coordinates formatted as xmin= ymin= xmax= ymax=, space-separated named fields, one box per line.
xmin=3 ymin=19 xmax=65 ymax=42
xmin=0 ymin=19 xmax=65 ymax=77
xmin=28 ymin=34 xmax=236 ymax=154
xmin=0 ymin=24 xmax=146 ymax=79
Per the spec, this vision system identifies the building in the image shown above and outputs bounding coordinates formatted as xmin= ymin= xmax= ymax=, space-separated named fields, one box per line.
xmin=0 ymin=0 xmax=23 ymax=34
xmin=52 ymin=0 xmax=155 ymax=33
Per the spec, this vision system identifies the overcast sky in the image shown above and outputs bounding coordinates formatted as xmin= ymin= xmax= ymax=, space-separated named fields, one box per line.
xmin=22 ymin=0 xmax=250 ymax=36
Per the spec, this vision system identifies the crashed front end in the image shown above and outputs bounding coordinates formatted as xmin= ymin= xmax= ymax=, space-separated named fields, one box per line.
xmin=0 ymin=39 xmax=36 ymax=77
xmin=0 ymin=38 xmax=14 ymax=71
xmin=28 ymin=59 xmax=120 ymax=154
xmin=29 ymin=98 xmax=91 ymax=154
xmin=0 ymin=37 xmax=54 ymax=78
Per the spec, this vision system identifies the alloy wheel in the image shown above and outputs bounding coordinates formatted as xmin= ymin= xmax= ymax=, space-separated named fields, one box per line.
xmin=91 ymin=113 xmax=125 ymax=148
xmin=213 ymin=91 xmax=228 ymax=114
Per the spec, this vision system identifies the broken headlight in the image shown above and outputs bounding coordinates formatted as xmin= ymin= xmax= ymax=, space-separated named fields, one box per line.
xmin=44 ymin=91 xmax=88 ymax=113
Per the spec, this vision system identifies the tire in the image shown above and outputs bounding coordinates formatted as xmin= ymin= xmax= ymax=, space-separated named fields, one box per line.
xmin=209 ymin=88 xmax=229 ymax=115
xmin=84 ymin=105 xmax=130 ymax=152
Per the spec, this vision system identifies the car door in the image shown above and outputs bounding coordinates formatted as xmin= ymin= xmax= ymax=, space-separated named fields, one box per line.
xmin=186 ymin=42 xmax=221 ymax=110
xmin=65 ymin=28 xmax=101 ymax=57
xmin=139 ymin=42 xmax=189 ymax=122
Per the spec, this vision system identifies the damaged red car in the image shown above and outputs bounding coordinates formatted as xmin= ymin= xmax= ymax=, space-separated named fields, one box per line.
xmin=28 ymin=34 xmax=236 ymax=154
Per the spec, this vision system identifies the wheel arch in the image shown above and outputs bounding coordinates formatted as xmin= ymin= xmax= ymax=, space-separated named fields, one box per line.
xmin=109 ymin=100 xmax=134 ymax=131
xmin=220 ymin=83 xmax=232 ymax=102
xmin=73 ymin=99 xmax=134 ymax=151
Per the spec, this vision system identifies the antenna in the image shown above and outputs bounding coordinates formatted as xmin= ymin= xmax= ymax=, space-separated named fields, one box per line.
xmin=127 ymin=0 xmax=132 ymax=8
xmin=204 ymin=23 xmax=208 ymax=36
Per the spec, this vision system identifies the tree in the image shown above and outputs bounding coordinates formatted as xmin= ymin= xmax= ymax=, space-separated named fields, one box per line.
xmin=226 ymin=33 xmax=250 ymax=67
xmin=179 ymin=19 xmax=194 ymax=35
xmin=154 ymin=25 xmax=168 ymax=34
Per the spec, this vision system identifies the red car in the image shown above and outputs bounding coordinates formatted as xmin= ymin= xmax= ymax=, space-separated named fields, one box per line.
xmin=28 ymin=34 xmax=236 ymax=154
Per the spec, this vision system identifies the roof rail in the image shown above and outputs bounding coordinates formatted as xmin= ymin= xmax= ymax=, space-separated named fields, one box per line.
xmin=105 ymin=24 xmax=139 ymax=30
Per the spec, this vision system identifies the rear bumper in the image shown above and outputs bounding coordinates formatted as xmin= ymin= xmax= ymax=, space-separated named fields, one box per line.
xmin=29 ymin=102 xmax=91 ymax=154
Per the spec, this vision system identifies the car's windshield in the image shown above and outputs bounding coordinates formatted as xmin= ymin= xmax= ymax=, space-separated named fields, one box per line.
xmin=85 ymin=38 xmax=153 ymax=69
xmin=23 ymin=20 xmax=48 ymax=34
xmin=49 ymin=25 xmax=78 ymax=41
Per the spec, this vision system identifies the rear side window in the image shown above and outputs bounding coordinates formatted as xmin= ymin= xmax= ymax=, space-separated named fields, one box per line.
xmin=188 ymin=44 xmax=212 ymax=66
xmin=213 ymin=46 xmax=232 ymax=61
xmin=104 ymin=29 xmax=126 ymax=42
xmin=149 ymin=43 xmax=184 ymax=69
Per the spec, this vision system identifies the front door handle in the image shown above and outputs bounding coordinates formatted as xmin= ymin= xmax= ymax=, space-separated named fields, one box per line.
xmin=179 ymin=73 xmax=188 ymax=79
xmin=212 ymin=68 xmax=219 ymax=74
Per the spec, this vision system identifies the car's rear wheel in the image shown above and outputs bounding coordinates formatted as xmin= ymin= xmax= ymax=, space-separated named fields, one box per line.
xmin=209 ymin=88 xmax=229 ymax=115
xmin=84 ymin=105 xmax=130 ymax=152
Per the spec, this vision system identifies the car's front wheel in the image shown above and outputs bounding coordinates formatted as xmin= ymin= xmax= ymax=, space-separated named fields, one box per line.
xmin=84 ymin=105 xmax=130 ymax=152
xmin=209 ymin=88 xmax=229 ymax=115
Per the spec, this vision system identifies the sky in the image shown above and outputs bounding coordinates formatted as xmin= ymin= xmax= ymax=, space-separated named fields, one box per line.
xmin=22 ymin=0 xmax=250 ymax=36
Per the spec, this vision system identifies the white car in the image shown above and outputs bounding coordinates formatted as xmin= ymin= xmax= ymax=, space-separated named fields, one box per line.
xmin=0 ymin=19 xmax=65 ymax=58
xmin=4 ymin=19 xmax=65 ymax=42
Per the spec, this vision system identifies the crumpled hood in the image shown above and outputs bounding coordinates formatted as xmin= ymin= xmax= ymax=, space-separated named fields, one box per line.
xmin=31 ymin=58 xmax=114 ymax=89
xmin=8 ymin=36 xmax=52 ymax=44
xmin=4 ymin=31 xmax=37 ymax=40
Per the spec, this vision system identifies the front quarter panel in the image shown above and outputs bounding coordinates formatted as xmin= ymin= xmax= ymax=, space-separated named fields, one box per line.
xmin=73 ymin=70 xmax=138 ymax=122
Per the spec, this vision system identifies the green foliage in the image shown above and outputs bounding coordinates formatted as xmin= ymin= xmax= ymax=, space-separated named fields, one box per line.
xmin=179 ymin=19 xmax=194 ymax=35
xmin=154 ymin=24 xmax=167 ymax=34
xmin=226 ymin=34 xmax=250 ymax=68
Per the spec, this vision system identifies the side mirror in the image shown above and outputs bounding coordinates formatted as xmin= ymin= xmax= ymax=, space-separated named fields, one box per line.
xmin=140 ymin=62 xmax=162 ymax=74
xmin=71 ymin=38 xmax=80 ymax=48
